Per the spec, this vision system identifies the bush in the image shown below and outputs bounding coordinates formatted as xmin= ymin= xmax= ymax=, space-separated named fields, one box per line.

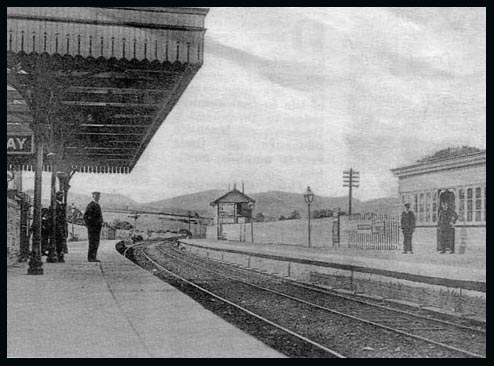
xmin=288 ymin=210 xmax=301 ymax=220
xmin=254 ymin=213 xmax=265 ymax=222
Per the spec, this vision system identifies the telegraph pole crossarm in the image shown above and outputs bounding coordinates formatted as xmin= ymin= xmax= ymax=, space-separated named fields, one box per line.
xmin=343 ymin=169 xmax=360 ymax=215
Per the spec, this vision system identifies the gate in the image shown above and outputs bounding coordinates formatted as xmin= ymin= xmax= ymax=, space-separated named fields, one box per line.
xmin=346 ymin=214 xmax=400 ymax=250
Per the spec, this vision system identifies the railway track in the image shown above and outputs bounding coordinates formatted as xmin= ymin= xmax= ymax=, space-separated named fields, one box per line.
xmin=126 ymin=240 xmax=485 ymax=358
xmin=132 ymin=241 xmax=345 ymax=358
xmin=177 ymin=244 xmax=486 ymax=356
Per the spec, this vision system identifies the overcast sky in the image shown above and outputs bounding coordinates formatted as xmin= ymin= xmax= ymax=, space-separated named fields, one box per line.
xmin=25 ymin=7 xmax=486 ymax=203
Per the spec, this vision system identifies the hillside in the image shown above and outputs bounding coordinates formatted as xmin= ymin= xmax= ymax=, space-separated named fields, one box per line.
xmin=24 ymin=190 xmax=143 ymax=212
xmin=143 ymin=189 xmax=226 ymax=217
xmin=144 ymin=189 xmax=401 ymax=220
xmin=24 ymin=188 xmax=401 ymax=222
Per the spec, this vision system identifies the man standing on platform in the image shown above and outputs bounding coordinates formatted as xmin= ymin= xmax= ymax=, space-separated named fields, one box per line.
xmin=83 ymin=191 xmax=103 ymax=262
xmin=437 ymin=201 xmax=458 ymax=254
xmin=401 ymin=203 xmax=416 ymax=254
xmin=54 ymin=191 xmax=67 ymax=263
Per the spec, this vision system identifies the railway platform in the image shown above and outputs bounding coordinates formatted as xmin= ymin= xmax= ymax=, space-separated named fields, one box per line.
xmin=180 ymin=238 xmax=486 ymax=282
xmin=7 ymin=239 xmax=284 ymax=358
xmin=179 ymin=238 xmax=486 ymax=324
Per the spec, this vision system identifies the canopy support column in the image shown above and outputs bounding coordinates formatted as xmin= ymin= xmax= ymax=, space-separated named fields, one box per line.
xmin=27 ymin=136 xmax=44 ymax=275
xmin=46 ymin=166 xmax=58 ymax=263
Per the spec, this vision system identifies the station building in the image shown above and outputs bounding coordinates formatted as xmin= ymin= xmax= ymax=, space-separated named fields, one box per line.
xmin=391 ymin=148 xmax=486 ymax=254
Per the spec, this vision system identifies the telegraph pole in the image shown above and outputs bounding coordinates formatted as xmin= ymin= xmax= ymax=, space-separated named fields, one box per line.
xmin=343 ymin=169 xmax=359 ymax=215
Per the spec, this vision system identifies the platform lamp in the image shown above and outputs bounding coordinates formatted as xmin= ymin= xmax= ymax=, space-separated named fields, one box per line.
xmin=248 ymin=201 xmax=255 ymax=243
xmin=128 ymin=212 xmax=140 ymax=243
xmin=304 ymin=186 xmax=315 ymax=248
xmin=70 ymin=203 xmax=76 ymax=241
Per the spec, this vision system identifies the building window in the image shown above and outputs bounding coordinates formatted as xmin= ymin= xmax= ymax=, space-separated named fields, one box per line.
xmin=413 ymin=194 xmax=418 ymax=214
xmin=432 ymin=191 xmax=438 ymax=222
xmin=401 ymin=193 xmax=410 ymax=206
xmin=425 ymin=192 xmax=431 ymax=222
xmin=466 ymin=188 xmax=473 ymax=222
xmin=418 ymin=193 xmax=424 ymax=222
xmin=458 ymin=189 xmax=465 ymax=222
xmin=475 ymin=187 xmax=482 ymax=222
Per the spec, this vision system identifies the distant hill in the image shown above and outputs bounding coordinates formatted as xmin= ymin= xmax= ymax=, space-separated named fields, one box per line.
xmin=144 ymin=189 xmax=401 ymax=220
xmin=24 ymin=188 xmax=401 ymax=221
xmin=24 ymin=190 xmax=143 ymax=212
xmin=143 ymin=189 xmax=226 ymax=217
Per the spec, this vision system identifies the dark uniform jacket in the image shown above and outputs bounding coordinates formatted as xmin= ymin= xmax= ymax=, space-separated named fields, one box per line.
xmin=54 ymin=201 xmax=67 ymax=238
xmin=438 ymin=208 xmax=458 ymax=229
xmin=83 ymin=201 xmax=103 ymax=232
xmin=401 ymin=211 xmax=416 ymax=233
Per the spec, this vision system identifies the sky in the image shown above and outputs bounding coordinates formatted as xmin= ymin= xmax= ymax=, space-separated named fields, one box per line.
xmin=21 ymin=7 xmax=486 ymax=203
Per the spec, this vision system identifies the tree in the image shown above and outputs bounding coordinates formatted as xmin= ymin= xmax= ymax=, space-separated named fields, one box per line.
xmin=278 ymin=215 xmax=286 ymax=221
xmin=288 ymin=210 xmax=301 ymax=220
xmin=254 ymin=213 xmax=265 ymax=222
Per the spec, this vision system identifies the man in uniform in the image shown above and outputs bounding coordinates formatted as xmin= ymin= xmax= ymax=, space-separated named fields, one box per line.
xmin=83 ymin=191 xmax=103 ymax=262
xmin=54 ymin=191 xmax=67 ymax=263
xmin=401 ymin=203 xmax=416 ymax=254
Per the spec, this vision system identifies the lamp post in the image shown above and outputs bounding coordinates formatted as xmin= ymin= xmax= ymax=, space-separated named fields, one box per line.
xmin=70 ymin=203 xmax=76 ymax=241
xmin=248 ymin=202 xmax=255 ymax=243
xmin=304 ymin=186 xmax=315 ymax=248
xmin=128 ymin=212 xmax=140 ymax=243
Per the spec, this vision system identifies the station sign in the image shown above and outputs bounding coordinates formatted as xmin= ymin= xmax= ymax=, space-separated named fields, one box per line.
xmin=7 ymin=133 xmax=34 ymax=155
xmin=372 ymin=220 xmax=385 ymax=234
xmin=356 ymin=224 xmax=372 ymax=234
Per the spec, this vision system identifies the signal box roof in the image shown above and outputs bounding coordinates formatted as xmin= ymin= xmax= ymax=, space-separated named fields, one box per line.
xmin=210 ymin=189 xmax=255 ymax=207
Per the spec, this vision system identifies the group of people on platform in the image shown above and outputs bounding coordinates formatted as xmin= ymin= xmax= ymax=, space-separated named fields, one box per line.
xmin=35 ymin=191 xmax=104 ymax=263
xmin=39 ymin=191 xmax=68 ymax=263
xmin=401 ymin=196 xmax=459 ymax=255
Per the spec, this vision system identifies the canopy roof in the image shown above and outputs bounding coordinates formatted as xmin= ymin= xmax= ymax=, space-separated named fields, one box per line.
xmin=7 ymin=7 xmax=208 ymax=174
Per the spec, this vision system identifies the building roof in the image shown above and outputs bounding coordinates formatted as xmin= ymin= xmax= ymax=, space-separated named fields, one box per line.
xmin=391 ymin=150 xmax=486 ymax=178
xmin=210 ymin=189 xmax=255 ymax=206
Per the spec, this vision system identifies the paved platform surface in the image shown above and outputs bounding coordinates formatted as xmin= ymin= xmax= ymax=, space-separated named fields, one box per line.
xmin=180 ymin=239 xmax=486 ymax=284
xmin=7 ymin=240 xmax=284 ymax=358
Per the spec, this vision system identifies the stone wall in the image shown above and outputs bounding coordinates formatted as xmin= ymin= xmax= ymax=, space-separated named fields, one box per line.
xmin=7 ymin=197 xmax=21 ymax=265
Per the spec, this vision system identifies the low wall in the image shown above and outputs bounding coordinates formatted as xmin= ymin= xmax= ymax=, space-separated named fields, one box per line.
xmin=7 ymin=198 xmax=21 ymax=265
xmin=68 ymin=224 xmax=130 ymax=241
xmin=207 ymin=217 xmax=485 ymax=255
xmin=207 ymin=218 xmax=334 ymax=248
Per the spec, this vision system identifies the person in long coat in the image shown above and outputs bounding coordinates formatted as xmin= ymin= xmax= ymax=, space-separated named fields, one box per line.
xmin=54 ymin=191 xmax=67 ymax=262
xmin=401 ymin=203 xmax=416 ymax=254
xmin=437 ymin=201 xmax=458 ymax=254
xmin=83 ymin=191 xmax=104 ymax=262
